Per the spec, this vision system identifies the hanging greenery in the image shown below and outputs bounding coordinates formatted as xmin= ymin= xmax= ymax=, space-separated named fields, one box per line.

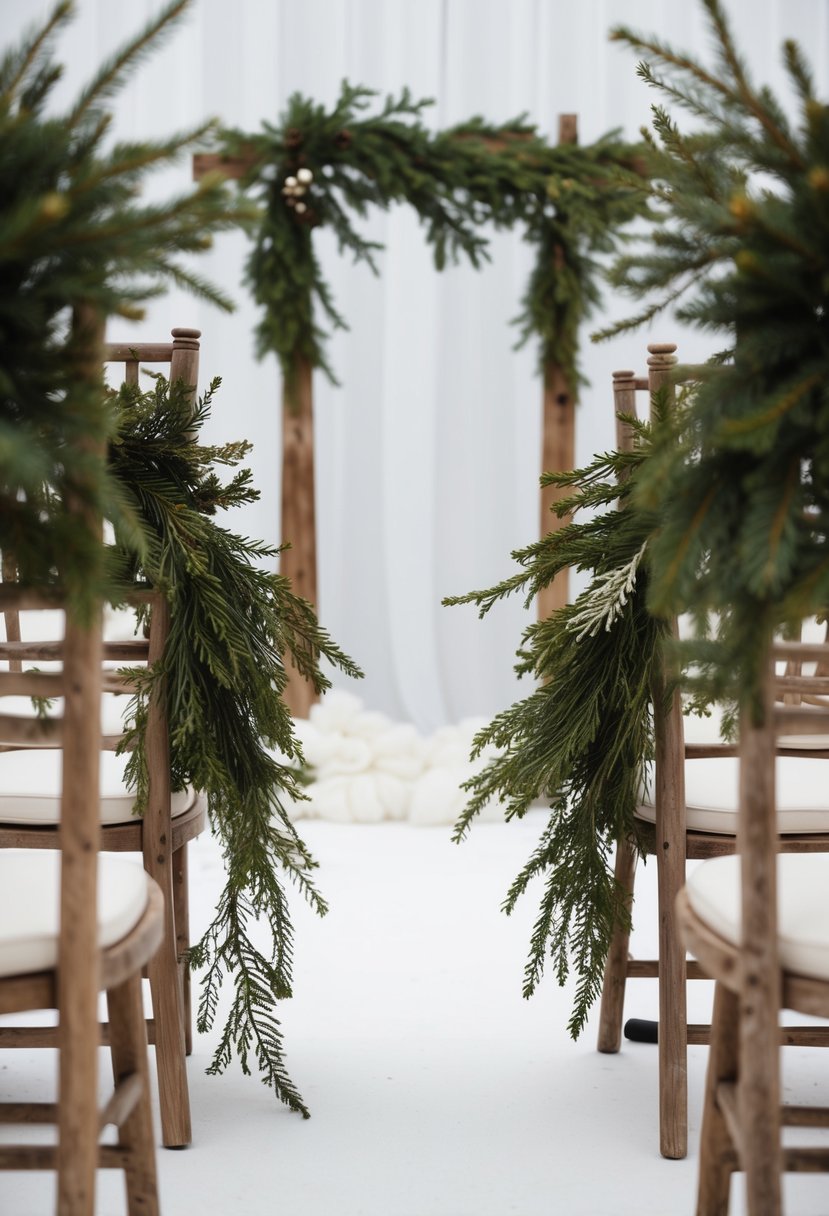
xmin=445 ymin=420 xmax=665 ymax=1036
xmin=0 ymin=1 xmax=250 ymax=612
xmin=599 ymin=0 xmax=829 ymax=702
xmin=110 ymin=372 xmax=360 ymax=1115
xmin=448 ymin=0 xmax=829 ymax=1034
xmin=214 ymin=82 xmax=649 ymax=397
xmin=514 ymin=136 xmax=653 ymax=391
xmin=0 ymin=1 xmax=347 ymax=1113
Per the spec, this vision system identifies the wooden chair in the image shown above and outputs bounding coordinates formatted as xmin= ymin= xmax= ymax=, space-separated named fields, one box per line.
xmin=678 ymin=639 xmax=829 ymax=1214
xmin=596 ymin=344 xmax=829 ymax=1160
xmin=0 ymin=306 xmax=164 ymax=1214
xmin=0 ymin=329 xmax=207 ymax=1149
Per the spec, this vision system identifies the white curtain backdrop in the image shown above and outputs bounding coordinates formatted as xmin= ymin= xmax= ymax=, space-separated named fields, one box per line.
xmin=7 ymin=0 xmax=829 ymax=730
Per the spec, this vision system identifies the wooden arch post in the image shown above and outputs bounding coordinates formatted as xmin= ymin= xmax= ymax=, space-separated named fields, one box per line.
xmin=537 ymin=113 xmax=578 ymax=622
xmin=193 ymin=152 xmax=318 ymax=719
xmin=280 ymin=355 xmax=317 ymax=718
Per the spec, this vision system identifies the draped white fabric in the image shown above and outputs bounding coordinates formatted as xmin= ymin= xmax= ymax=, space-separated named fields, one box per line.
xmin=8 ymin=0 xmax=829 ymax=730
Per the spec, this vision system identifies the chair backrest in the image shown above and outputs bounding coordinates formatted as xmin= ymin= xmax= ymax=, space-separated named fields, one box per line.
xmin=102 ymin=329 xmax=200 ymax=878
xmin=0 ymin=303 xmax=107 ymax=1199
xmin=612 ymin=343 xmax=688 ymax=837
xmin=0 ymin=327 xmax=201 ymax=664
xmin=745 ymin=636 xmax=829 ymax=890
xmin=0 ymin=323 xmax=201 ymax=889
xmin=612 ymin=345 xmax=829 ymax=738
xmin=105 ymin=326 xmax=200 ymax=397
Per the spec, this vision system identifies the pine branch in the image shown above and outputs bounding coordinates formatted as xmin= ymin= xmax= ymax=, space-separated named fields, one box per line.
xmin=0 ymin=3 xmax=254 ymax=608
xmin=604 ymin=5 xmax=829 ymax=698
xmin=66 ymin=0 xmax=191 ymax=129
xmin=0 ymin=0 xmax=70 ymax=103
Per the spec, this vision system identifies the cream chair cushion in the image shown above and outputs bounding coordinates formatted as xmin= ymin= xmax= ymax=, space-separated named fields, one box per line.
xmin=638 ymin=746 xmax=829 ymax=835
xmin=683 ymin=701 xmax=829 ymax=753
xmin=0 ymin=748 xmax=194 ymax=825
xmin=686 ymin=853 xmax=829 ymax=982
xmin=0 ymin=851 xmax=150 ymax=978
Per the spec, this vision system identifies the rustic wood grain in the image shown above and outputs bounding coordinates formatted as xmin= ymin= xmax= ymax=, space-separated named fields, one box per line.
xmin=537 ymin=115 xmax=579 ymax=622
xmin=281 ymin=353 xmax=318 ymax=718
xmin=596 ymin=834 xmax=637 ymax=1053
xmin=143 ymin=592 xmax=192 ymax=1148
xmin=56 ymin=301 xmax=105 ymax=1216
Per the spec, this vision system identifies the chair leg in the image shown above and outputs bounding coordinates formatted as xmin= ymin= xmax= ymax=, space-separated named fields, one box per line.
xmin=658 ymin=824 xmax=688 ymax=1159
xmin=172 ymin=843 xmax=193 ymax=1057
xmin=597 ymin=834 xmax=637 ymax=1053
xmin=56 ymin=971 xmax=99 ymax=1216
xmin=696 ymin=982 xmax=738 ymax=1216
xmin=107 ymin=972 xmax=160 ymax=1216
xmin=741 ymin=964 xmax=783 ymax=1214
xmin=147 ymin=912 xmax=192 ymax=1148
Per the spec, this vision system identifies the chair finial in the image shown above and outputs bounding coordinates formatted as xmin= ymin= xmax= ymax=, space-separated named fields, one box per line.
xmin=170 ymin=328 xmax=200 ymax=351
xmin=647 ymin=342 xmax=678 ymax=371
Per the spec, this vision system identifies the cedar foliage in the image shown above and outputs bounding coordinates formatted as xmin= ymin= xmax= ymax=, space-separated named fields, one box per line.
xmin=110 ymin=373 xmax=361 ymax=1115
xmin=0 ymin=0 xmax=249 ymax=613
xmin=603 ymin=0 xmax=829 ymax=698
xmin=216 ymin=83 xmax=648 ymax=396
xmin=446 ymin=423 xmax=665 ymax=1036
xmin=452 ymin=0 xmax=829 ymax=1034
xmin=0 ymin=1 xmax=342 ymax=1111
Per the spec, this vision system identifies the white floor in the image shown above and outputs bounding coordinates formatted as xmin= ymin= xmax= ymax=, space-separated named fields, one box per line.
xmin=3 ymin=814 xmax=829 ymax=1215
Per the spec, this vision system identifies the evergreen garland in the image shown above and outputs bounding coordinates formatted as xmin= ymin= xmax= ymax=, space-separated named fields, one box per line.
xmin=110 ymin=373 xmax=360 ymax=1115
xmin=600 ymin=0 xmax=829 ymax=701
xmin=0 ymin=0 xmax=250 ymax=613
xmin=216 ymin=83 xmax=649 ymax=396
xmin=444 ymin=0 xmax=829 ymax=1038
xmin=513 ymin=136 xmax=652 ymax=388
xmin=0 ymin=1 xmax=343 ymax=1112
xmin=446 ymin=424 xmax=665 ymax=1036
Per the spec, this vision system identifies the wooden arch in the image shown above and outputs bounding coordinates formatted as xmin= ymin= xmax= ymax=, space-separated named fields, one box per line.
xmin=195 ymin=115 xmax=579 ymax=716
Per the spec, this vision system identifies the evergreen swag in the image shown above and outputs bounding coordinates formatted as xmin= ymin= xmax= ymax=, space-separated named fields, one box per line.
xmin=215 ymin=84 xmax=649 ymax=394
xmin=0 ymin=1 xmax=341 ymax=1112
xmin=447 ymin=0 xmax=829 ymax=1035
xmin=602 ymin=0 xmax=829 ymax=702
xmin=446 ymin=422 xmax=666 ymax=1037
xmin=0 ymin=0 xmax=248 ymax=615
xmin=109 ymin=372 xmax=360 ymax=1115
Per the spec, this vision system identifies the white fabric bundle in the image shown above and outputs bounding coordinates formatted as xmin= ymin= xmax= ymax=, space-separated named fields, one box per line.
xmin=284 ymin=692 xmax=505 ymax=826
